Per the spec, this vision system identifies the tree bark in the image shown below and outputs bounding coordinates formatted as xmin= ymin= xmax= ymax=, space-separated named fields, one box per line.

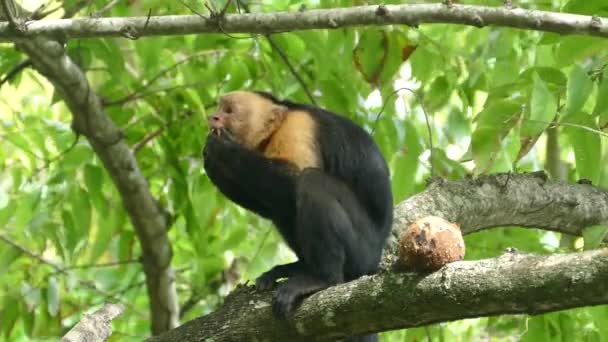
xmin=148 ymin=248 xmax=608 ymax=342
xmin=150 ymin=173 xmax=608 ymax=341
xmin=61 ymin=303 xmax=125 ymax=342
xmin=0 ymin=4 xmax=607 ymax=40
xmin=12 ymin=35 xmax=180 ymax=335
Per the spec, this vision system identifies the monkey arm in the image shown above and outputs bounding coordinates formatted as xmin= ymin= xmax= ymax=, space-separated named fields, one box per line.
xmin=204 ymin=149 xmax=273 ymax=218
xmin=203 ymin=134 xmax=297 ymax=218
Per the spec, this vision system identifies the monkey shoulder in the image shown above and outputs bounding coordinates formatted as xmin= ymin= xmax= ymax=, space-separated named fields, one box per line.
xmin=263 ymin=110 xmax=321 ymax=171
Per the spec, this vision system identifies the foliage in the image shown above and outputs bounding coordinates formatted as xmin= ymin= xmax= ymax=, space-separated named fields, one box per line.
xmin=0 ymin=0 xmax=607 ymax=341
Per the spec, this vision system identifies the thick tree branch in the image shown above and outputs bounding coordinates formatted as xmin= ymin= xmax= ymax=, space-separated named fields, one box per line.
xmin=149 ymin=248 xmax=608 ymax=341
xmin=149 ymin=173 xmax=608 ymax=341
xmin=383 ymin=172 xmax=608 ymax=265
xmin=0 ymin=4 xmax=607 ymax=40
xmin=386 ymin=172 xmax=608 ymax=260
xmin=61 ymin=303 xmax=125 ymax=342
xmin=13 ymin=35 xmax=179 ymax=334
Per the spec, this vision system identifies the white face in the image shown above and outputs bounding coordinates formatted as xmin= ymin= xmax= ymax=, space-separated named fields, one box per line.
xmin=210 ymin=91 xmax=286 ymax=150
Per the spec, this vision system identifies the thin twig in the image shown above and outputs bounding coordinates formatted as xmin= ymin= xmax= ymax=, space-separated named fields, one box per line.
xmin=178 ymin=0 xmax=208 ymax=19
xmin=526 ymin=118 xmax=608 ymax=138
xmin=266 ymin=35 xmax=317 ymax=105
xmin=65 ymin=258 xmax=141 ymax=270
xmin=1 ymin=0 xmax=21 ymax=31
xmin=33 ymin=134 xmax=80 ymax=174
xmin=94 ymin=0 xmax=120 ymax=17
xmin=371 ymin=87 xmax=434 ymax=176
xmin=0 ymin=233 xmax=146 ymax=317
xmin=250 ymin=227 xmax=272 ymax=265
xmin=103 ymin=51 xmax=225 ymax=107
xmin=132 ymin=110 xmax=195 ymax=153
xmin=0 ymin=59 xmax=31 ymax=88
xmin=235 ymin=0 xmax=317 ymax=105
xmin=104 ymin=81 xmax=206 ymax=107
xmin=64 ymin=0 xmax=95 ymax=18
xmin=133 ymin=126 xmax=165 ymax=153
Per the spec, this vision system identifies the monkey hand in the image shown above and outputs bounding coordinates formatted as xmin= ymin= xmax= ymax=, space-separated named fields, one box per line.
xmin=204 ymin=130 xmax=239 ymax=158
xmin=255 ymin=272 xmax=279 ymax=291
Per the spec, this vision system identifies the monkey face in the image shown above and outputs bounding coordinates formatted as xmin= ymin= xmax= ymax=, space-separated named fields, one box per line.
xmin=208 ymin=102 xmax=235 ymax=138
xmin=209 ymin=91 xmax=287 ymax=150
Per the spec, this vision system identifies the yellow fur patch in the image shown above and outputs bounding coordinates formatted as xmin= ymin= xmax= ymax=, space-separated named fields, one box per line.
xmin=263 ymin=110 xmax=320 ymax=170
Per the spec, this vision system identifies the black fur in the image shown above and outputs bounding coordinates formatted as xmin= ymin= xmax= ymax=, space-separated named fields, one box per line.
xmin=203 ymin=93 xmax=393 ymax=342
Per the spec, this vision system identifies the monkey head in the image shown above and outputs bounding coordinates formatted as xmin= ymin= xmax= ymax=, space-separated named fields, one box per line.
xmin=208 ymin=91 xmax=288 ymax=150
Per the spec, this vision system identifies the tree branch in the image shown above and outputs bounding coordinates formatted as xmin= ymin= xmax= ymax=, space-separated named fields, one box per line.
xmin=148 ymin=172 xmax=608 ymax=341
xmin=148 ymin=248 xmax=608 ymax=341
xmin=0 ymin=4 xmax=607 ymax=41
xmin=0 ymin=58 xmax=31 ymax=88
xmin=61 ymin=303 xmax=125 ymax=342
xmin=0 ymin=233 xmax=144 ymax=316
xmin=13 ymin=35 xmax=179 ymax=334
xmin=386 ymin=172 xmax=608 ymax=259
xmin=0 ymin=0 xmax=23 ymax=32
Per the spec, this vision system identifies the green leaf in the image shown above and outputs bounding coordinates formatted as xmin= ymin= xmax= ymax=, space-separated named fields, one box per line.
xmin=20 ymin=283 xmax=41 ymax=312
xmin=594 ymin=76 xmax=608 ymax=128
xmin=118 ymin=230 xmax=135 ymax=261
xmin=522 ymin=73 xmax=557 ymax=137
xmin=95 ymin=39 xmax=126 ymax=82
xmin=353 ymin=29 xmax=387 ymax=84
xmin=471 ymin=99 xmax=522 ymax=172
xmin=522 ymin=316 xmax=551 ymax=342
xmin=0 ymin=243 xmax=21 ymax=270
xmin=562 ymin=0 xmax=608 ymax=16
xmin=491 ymin=58 xmax=520 ymax=87
xmin=391 ymin=121 xmax=421 ymax=202
xmin=87 ymin=209 xmax=125 ymax=264
xmin=558 ymin=312 xmax=576 ymax=342
xmin=565 ymin=65 xmax=593 ymax=116
xmin=13 ymin=190 xmax=41 ymax=230
xmin=84 ymin=164 xmax=105 ymax=212
xmin=194 ymin=33 xmax=231 ymax=50
xmin=222 ymin=225 xmax=247 ymax=251
xmin=410 ymin=47 xmax=442 ymax=83
xmin=225 ymin=58 xmax=250 ymax=91
xmin=562 ymin=112 xmax=601 ymax=184
xmin=378 ymin=31 xmax=410 ymax=85
xmin=61 ymin=144 xmax=92 ymax=171
xmin=426 ymin=76 xmax=451 ymax=111
xmin=582 ymin=225 xmax=608 ymax=250
xmin=391 ymin=153 xmax=419 ymax=203
xmin=518 ymin=73 xmax=557 ymax=160
xmin=70 ymin=187 xmax=92 ymax=236
xmin=66 ymin=43 xmax=93 ymax=70
xmin=519 ymin=67 xmax=567 ymax=87
xmin=0 ymin=200 xmax=16 ymax=227
xmin=555 ymin=36 xmax=608 ymax=67
xmin=0 ymin=296 xmax=20 ymax=337
xmin=47 ymin=277 xmax=60 ymax=317
xmin=589 ymin=306 xmax=608 ymax=338
xmin=61 ymin=209 xmax=79 ymax=254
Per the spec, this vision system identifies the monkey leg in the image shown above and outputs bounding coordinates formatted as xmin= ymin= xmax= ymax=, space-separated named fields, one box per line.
xmin=271 ymin=169 xmax=360 ymax=318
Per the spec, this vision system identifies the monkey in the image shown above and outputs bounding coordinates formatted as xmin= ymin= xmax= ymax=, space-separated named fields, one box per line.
xmin=203 ymin=91 xmax=393 ymax=342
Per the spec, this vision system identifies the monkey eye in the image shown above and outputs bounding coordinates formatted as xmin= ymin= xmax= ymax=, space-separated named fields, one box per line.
xmin=224 ymin=105 xmax=233 ymax=114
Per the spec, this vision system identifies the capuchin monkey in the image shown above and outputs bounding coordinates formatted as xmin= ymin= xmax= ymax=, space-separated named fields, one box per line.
xmin=203 ymin=90 xmax=393 ymax=342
